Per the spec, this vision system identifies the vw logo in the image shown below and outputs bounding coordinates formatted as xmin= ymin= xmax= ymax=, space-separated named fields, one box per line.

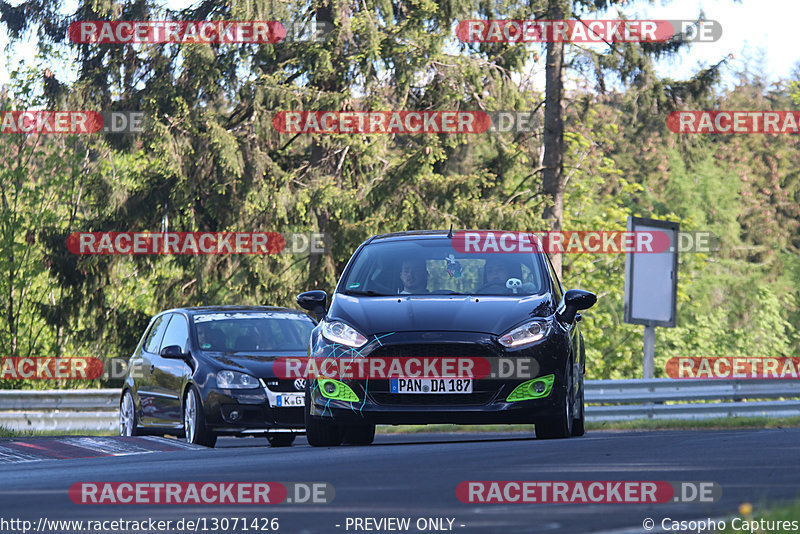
xmin=294 ymin=378 xmax=307 ymax=391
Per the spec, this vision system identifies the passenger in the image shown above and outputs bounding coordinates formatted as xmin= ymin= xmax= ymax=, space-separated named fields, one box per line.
xmin=399 ymin=259 xmax=429 ymax=294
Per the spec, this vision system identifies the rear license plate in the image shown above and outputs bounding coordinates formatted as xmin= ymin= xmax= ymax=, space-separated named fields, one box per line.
xmin=275 ymin=393 xmax=305 ymax=407
xmin=390 ymin=378 xmax=473 ymax=394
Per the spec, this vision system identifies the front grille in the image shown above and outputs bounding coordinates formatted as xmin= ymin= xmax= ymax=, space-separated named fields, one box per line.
xmin=369 ymin=391 xmax=496 ymax=406
xmin=350 ymin=343 xmax=501 ymax=406
xmin=369 ymin=343 xmax=496 ymax=359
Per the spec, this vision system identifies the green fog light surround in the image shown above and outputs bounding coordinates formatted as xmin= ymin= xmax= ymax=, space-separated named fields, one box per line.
xmin=317 ymin=378 xmax=360 ymax=402
xmin=506 ymin=374 xmax=555 ymax=402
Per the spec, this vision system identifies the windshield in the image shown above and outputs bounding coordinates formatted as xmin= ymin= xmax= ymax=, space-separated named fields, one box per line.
xmin=192 ymin=312 xmax=314 ymax=352
xmin=340 ymin=239 xmax=547 ymax=296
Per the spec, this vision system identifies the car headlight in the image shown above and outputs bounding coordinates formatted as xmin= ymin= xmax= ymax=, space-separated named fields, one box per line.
xmin=216 ymin=370 xmax=260 ymax=389
xmin=498 ymin=319 xmax=552 ymax=348
xmin=321 ymin=320 xmax=368 ymax=348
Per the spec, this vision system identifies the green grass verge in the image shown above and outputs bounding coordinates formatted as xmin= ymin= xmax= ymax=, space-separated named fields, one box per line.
xmin=2 ymin=415 xmax=798 ymax=439
xmin=0 ymin=427 xmax=115 ymax=438
xmin=717 ymin=501 xmax=800 ymax=533
xmin=376 ymin=416 xmax=800 ymax=434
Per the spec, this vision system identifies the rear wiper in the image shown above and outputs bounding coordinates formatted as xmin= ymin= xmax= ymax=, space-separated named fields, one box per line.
xmin=343 ymin=289 xmax=390 ymax=297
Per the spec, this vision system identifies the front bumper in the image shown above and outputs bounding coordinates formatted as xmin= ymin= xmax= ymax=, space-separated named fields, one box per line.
xmin=306 ymin=330 xmax=570 ymax=425
xmin=202 ymin=380 xmax=305 ymax=435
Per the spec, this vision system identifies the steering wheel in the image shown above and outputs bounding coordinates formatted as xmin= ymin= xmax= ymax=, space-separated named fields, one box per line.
xmin=475 ymin=282 xmax=509 ymax=294
xmin=366 ymin=281 xmax=396 ymax=295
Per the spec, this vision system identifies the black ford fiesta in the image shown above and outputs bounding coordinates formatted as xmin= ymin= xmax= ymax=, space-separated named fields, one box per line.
xmin=119 ymin=306 xmax=315 ymax=447
xmin=296 ymin=231 xmax=596 ymax=446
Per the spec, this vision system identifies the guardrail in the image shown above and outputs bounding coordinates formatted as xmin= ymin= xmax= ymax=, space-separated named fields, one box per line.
xmin=2 ymin=379 xmax=800 ymax=432
xmin=585 ymin=379 xmax=800 ymax=421
xmin=0 ymin=389 xmax=120 ymax=432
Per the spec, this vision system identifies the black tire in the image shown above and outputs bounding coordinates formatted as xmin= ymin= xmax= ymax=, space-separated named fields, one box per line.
xmin=267 ymin=433 xmax=296 ymax=447
xmin=342 ymin=423 xmax=376 ymax=445
xmin=119 ymin=390 xmax=139 ymax=437
xmin=571 ymin=376 xmax=586 ymax=437
xmin=184 ymin=386 xmax=217 ymax=448
xmin=572 ymin=335 xmax=586 ymax=437
xmin=536 ymin=360 xmax=574 ymax=440
xmin=304 ymin=387 xmax=344 ymax=447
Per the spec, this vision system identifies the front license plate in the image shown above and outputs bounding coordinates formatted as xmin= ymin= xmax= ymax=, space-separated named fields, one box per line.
xmin=390 ymin=378 xmax=473 ymax=394
xmin=275 ymin=393 xmax=305 ymax=407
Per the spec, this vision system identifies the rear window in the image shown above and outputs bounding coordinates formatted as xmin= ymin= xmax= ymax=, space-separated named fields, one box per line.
xmin=340 ymin=239 xmax=546 ymax=296
xmin=192 ymin=312 xmax=314 ymax=352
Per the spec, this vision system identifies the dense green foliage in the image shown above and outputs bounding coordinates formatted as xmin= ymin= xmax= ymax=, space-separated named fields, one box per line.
xmin=0 ymin=0 xmax=797 ymax=388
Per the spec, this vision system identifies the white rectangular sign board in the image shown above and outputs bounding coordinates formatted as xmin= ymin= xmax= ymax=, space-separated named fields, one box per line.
xmin=623 ymin=216 xmax=678 ymax=327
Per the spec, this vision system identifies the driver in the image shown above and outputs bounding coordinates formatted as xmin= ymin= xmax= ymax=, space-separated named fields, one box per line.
xmin=399 ymin=258 xmax=429 ymax=294
xmin=484 ymin=258 xmax=512 ymax=286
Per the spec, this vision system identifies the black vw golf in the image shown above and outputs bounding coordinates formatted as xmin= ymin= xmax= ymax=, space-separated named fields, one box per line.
xmin=119 ymin=306 xmax=315 ymax=447
xmin=296 ymin=231 xmax=596 ymax=446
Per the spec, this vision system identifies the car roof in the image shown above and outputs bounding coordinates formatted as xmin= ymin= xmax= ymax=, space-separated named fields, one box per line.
xmin=365 ymin=230 xmax=551 ymax=248
xmin=367 ymin=229 xmax=516 ymax=243
xmin=159 ymin=305 xmax=310 ymax=317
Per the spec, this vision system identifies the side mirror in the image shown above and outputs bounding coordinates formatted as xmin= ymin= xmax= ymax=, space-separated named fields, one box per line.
xmin=160 ymin=345 xmax=188 ymax=360
xmin=558 ymin=289 xmax=597 ymax=324
xmin=297 ymin=290 xmax=328 ymax=321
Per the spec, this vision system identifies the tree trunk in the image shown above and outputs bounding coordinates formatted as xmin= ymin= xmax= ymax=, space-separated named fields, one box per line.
xmin=306 ymin=2 xmax=339 ymax=292
xmin=542 ymin=0 xmax=566 ymax=279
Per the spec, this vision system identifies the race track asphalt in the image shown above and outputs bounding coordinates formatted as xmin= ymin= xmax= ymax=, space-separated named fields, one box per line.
xmin=1 ymin=429 xmax=799 ymax=534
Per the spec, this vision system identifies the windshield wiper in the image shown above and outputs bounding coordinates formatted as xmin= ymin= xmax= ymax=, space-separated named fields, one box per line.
xmin=342 ymin=289 xmax=390 ymax=297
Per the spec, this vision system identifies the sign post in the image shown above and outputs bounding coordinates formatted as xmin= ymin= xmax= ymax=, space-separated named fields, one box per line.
xmin=623 ymin=216 xmax=679 ymax=378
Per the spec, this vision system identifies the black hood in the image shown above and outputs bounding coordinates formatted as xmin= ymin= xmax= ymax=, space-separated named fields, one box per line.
xmin=196 ymin=351 xmax=307 ymax=378
xmin=327 ymin=293 xmax=553 ymax=336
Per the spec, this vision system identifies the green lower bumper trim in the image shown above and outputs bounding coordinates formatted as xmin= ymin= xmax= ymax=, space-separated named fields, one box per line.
xmin=506 ymin=374 xmax=555 ymax=402
xmin=317 ymin=378 xmax=360 ymax=402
